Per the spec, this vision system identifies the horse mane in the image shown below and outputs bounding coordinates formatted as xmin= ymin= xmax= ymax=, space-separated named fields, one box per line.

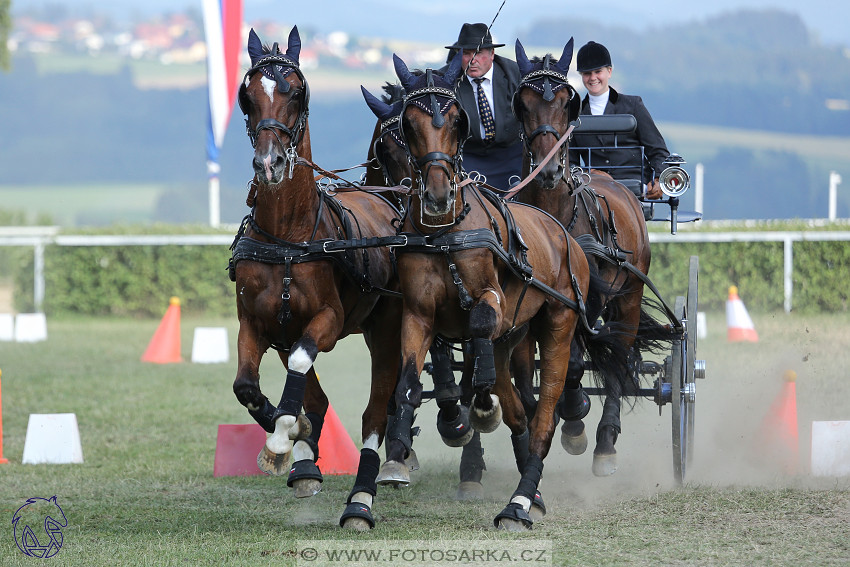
xmin=530 ymin=54 xmax=561 ymax=66
xmin=380 ymin=69 xmax=426 ymax=104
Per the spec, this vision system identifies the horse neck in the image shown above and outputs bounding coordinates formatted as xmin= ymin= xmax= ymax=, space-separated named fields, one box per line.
xmin=252 ymin=123 xmax=323 ymax=241
xmin=519 ymin=154 xmax=576 ymax=222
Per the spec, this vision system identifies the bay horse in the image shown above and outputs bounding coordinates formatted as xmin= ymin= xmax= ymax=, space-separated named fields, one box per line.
xmin=511 ymin=38 xmax=670 ymax=476
xmin=229 ymin=27 xmax=403 ymax=499
xmin=340 ymin=53 xmax=627 ymax=531
xmin=362 ymin=81 xmax=488 ymax=498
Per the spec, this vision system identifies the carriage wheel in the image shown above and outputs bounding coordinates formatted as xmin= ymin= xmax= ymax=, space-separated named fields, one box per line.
xmin=685 ymin=256 xmax=700 ymax=467
xmin=670 ymin=295 xmax=689 ymax=485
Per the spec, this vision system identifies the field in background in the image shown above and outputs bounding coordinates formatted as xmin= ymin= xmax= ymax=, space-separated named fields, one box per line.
xmin=0 ymin=311 xmax=848 ymax=565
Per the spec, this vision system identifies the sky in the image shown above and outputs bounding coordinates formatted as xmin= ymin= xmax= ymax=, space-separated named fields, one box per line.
xmin=19 ymin=0 xmax=850 ymax=47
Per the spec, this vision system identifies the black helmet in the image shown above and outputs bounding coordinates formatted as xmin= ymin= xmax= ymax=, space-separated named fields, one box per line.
xmin=576 ymin=41 xmax=611 ymax=72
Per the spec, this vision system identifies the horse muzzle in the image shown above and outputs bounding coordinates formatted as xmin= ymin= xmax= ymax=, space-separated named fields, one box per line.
xmin=253 ymin=150 xmax=286 ymax=184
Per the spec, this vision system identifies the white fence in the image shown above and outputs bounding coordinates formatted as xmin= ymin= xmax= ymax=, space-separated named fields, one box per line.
xmin=2 ymin=227 xmax=850 ymax=314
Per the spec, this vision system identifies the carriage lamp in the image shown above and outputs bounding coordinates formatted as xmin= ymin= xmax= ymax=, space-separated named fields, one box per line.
xmin=658 ymin=154 xmax=690 ymax=198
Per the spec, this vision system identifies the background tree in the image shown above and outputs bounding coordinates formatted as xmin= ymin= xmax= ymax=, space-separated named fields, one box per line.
xmin=0 ymin=0 xmax=10 ymax=71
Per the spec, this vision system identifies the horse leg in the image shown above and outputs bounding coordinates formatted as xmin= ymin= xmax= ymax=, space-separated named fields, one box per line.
xmin=287 ymin=366 xmax=328 ymax=497
xmin=467 ymin=298 xmax=504 ymax=433
xmin=559 ymin=338 xmax=592 ymax=455
xmin=376 ymin=313 xmax=431 ymax=487
xmin=256 ymin=336 xmax=319 ymax=475
xmin=340 ymin=433 xmax=381 ymax=531
xmin=592 ymin=292 xmax=641 ymax=477
xmin=432 ymin=341 xmax=474 ymax=447
xmin=494 ymin=339 xmax=551 ymax=531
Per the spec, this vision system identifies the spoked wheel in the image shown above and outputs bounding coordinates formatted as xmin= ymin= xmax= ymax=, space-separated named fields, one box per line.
xmin=670 ymin=296 xmax=689 ymax=484
xmin=671 ymin=256 xmax=703 ymax=485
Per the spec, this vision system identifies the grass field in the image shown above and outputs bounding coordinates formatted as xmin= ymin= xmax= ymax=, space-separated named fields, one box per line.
xmin=0 ymin=311 xmax=848 ymax=565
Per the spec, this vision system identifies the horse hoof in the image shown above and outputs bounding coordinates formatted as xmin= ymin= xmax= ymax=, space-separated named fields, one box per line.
xmin=405 ymin=449 xmax=420 ymax=472
xmin=437 ymin=406 xmax=475 ymax=447
xmin=293 ymin=413 xmax=313 ymax=440
xmin=257 ymin=445 xmax=290 ymax=476
xmin=496 ymin=518 xmax=531 ymax=532
xmin=469 ymin=395 xmax=502 ymax=433
xmin=455 ymin=481 xmax=484 ymax=501
xmin=342 ymin=517 xmax=371 ymax=531
xmin=376 ymin=460 xmax=410 ymax=487
xmin=292 ymin=478 xmax=322 ymax=498
xmin=592 ymin=452 xmax=618 ymax=477
xmin=529 ymin=490 xmax=546 ymax=521
xmin=560 ymin=421 xmax=588 ymax=455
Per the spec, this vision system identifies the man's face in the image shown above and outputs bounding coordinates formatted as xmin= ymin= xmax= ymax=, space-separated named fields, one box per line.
xmin=581 ymin=66 xmax=612 ymax=97
xmin=462 ymin=48 xmax=495 ymax=78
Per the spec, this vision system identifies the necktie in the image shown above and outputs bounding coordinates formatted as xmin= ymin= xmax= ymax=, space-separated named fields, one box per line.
xmin=474 ymin=78 xmax=496 ymax=141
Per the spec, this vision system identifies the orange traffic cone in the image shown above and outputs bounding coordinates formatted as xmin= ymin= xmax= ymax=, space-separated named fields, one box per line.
xmin=141 ymin=297 xmax=183 ymax=363
xmin=756 ymin=370 xmax=799 ymax=474
xmin=316 ymin=403 xmax=360 ymax=475
xmin=726 ymin=286 xmax=758 ymax=342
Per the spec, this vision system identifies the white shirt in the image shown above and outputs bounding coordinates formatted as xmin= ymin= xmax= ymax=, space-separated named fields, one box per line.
xmin=467 ymin=66 xmax=495 ymax=138
xmin=588 ymin=91 xmax=610 ymax=116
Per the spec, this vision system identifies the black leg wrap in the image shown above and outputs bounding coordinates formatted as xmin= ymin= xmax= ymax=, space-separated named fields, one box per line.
xmin=387 ymin=403 xmax=417 ymax=457
xmin=459 ymin=430 xmax=486 ymax=483
xmin=598 ymin=396 xmax=622 ymax=441
xmin=558 ymin=387 xmax=591 ymax=421
xmin=286 ymin=459 xmax=323 ymax=487
xmin=340 ymin=448 xmax=380 ymax=529
xmin=305 ymin=412 xmax=324 ymax=461
xmin=514 ymin=454 xmax=544 ymax=502
xmin=348 ymin=448 xmax=380 ymax=501
xmin=277 ymin=369 xmax=307 ymax=416
xmin=437 ymin=404 xmax=473 ymax=446
xmin=248 ymin=397 xmax=277 ymax=433
xmin=430 ymin=343 xmax=462 ymax=405
xmin=471 ymin=337 xmax=496 ymax=391
xmin=511 ymin=429 xmax=530 ymax=474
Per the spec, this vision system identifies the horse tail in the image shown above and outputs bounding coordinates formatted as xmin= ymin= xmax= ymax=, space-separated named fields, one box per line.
xmin=575 ymin=265 xmax=634 ymax=402
xmin=632 ymin=295 xmax=678 ymax=355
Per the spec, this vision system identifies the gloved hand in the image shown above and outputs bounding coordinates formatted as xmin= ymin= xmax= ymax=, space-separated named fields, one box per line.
xmin=645 ymin=179 xmax=663 ymax=200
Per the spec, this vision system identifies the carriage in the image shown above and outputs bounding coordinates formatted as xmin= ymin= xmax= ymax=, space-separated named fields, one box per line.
xmin=230 ymin=27 xmax=707 ymax=532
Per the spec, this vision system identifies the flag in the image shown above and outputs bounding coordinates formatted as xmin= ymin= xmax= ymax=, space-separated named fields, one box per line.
xmin=203 ymin=0 xmax=243 ymax=206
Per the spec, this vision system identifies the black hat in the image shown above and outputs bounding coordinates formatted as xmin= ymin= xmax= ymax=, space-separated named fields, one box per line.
xmin=445 ymin=23 xmax=504 ymax=50
xmin=576 ymin=41 xmax=612 ymax=72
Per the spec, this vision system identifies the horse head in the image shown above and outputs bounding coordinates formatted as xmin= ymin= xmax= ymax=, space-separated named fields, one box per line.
xmin=239 ymin=27 xmax=310 ymax=185
xmin=513 ymin=38 xmax=579 ymax=189
xmin=392 ymin=53 xmax=468 ymax=219
xmin=361 ymin=83 xmax=411 ymax=188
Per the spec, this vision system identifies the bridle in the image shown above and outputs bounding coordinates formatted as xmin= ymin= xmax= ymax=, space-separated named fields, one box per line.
xmin=398 ymin=70 xmax=470 ymax=224
xmin=372 ymin=113 xmax=411 ymax=188
xmin=512 ymin=55 xmax=580 ymax=176
xmin=238 ymin=50 xmax=311 ymax=178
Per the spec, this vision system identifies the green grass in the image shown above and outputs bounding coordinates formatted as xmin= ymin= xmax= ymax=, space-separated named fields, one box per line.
xmin=0 ymin=312 xmax=848 ymax=565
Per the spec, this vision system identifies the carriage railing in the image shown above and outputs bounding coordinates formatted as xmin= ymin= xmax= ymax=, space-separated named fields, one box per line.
xmin=570 ymin=114 xmax=701 ymax=234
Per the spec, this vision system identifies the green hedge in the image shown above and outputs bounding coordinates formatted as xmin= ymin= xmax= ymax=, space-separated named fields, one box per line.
xmin=10 ymin=228 xmax=850 ymax=317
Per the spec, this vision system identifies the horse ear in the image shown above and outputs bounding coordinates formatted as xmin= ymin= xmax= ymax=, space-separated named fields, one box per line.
xmin=393 ymin=54 xmax=415 ymax=91
xmin=557 ymin=37 xmax=574 ymax=74
xmin=515 ymin=39 xmax=533 ymax=77
xmin=247 ymin=28 xmax=265 ymax=65
xmin=286 ymin=25 xmax=301 ymax=64
xmin=361 ymin=86 xmax=393 ymax=119
xmin=443 ymin=49 xmax=463 ymax=86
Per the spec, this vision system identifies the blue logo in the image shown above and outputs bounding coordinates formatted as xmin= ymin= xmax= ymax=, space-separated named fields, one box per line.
xmin=12 ymin=496 xmax=67 ymax=558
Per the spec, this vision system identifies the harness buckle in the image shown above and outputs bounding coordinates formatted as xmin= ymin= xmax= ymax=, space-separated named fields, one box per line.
xmin=388 ymin=235 xmax=408 ymax=248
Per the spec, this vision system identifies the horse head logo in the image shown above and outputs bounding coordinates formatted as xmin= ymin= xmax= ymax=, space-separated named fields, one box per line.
xmin=12 ymin=496 xmax=68 ymax=558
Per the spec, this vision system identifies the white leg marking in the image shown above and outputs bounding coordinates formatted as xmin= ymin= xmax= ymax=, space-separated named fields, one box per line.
xmin=266 ymin=414 xmax=296 ymax=453
xmin=363 ymin=433 xmax=379 ymax=452
xmin=288 ymin=346 xmax=314 ymax=374
xmin=292 ymin=439 xmax=315 ymax=462
xmin=510 ymin=495 xmax=532 ymax=511
xmin=350 ymin=491 xmax=373 ymax=507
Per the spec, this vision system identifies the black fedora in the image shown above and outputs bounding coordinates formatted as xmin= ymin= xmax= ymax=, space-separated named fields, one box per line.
xmin=445 ymin=23 xmax=504 ymax=50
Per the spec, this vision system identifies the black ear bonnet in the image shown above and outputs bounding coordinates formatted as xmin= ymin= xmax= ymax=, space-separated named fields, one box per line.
xmin=512 ymin=38 xmax=580 ymax=124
